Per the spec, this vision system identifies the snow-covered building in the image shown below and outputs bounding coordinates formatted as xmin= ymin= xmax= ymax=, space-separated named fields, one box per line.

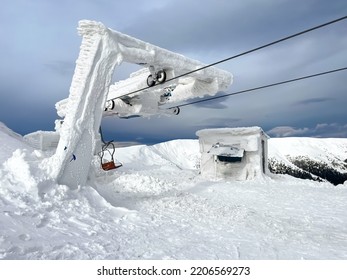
xmin=196 ymin=127 xmax=269 ymax=180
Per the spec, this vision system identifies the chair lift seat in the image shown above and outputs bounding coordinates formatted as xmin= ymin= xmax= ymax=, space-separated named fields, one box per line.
xmin=101 ymin=160 xmax=122 ymax=171
xmin=99 ymin=140 xmax=122 ymax=171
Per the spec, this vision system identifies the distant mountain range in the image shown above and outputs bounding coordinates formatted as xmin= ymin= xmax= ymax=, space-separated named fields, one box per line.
xmin=268 ymin=138 xmax=347 ymax=185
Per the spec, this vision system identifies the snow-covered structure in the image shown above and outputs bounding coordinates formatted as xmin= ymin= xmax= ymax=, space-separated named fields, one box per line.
xmin=196 ymin=127 xmax=269 ymax=180
xmin=46 ymin=20 xmax=232 ymax=188
xmin=24 ymin=131 xmax=60 ymax=151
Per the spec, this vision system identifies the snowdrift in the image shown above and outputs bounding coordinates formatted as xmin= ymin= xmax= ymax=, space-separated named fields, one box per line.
xmin=1 ymin=123 xmax=347 ymax=260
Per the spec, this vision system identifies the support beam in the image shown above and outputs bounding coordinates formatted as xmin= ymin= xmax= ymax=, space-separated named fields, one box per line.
xmin=49 ymin=21 xmax=121 ymax=188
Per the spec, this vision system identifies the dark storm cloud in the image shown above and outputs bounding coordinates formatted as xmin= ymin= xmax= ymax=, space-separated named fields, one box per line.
xmin=123 ymin=0 xmax=347 ymax=55
xmin=44 ymin=61 xmax=75 ymax=77
xmin=313 ymin=123 xmax=347 ymax=138
xmin=101 ymin=115 xmax=199 ymax=144
xmin=193 ymin=117 xmax=243 ymax=129
xmin=293 ymin=97 xmax=335 ymax=106
xmin=0 ymin=85 xmax=57 ymax=135
xmin=181 ymin=91 xmax=229 ymax=109
xmin=267 ymin=123 xmax=347 ymax=138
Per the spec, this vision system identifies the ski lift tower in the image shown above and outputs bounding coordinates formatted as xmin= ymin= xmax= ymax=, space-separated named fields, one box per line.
xmin=49 ymin=20 xmax=232 ymax=188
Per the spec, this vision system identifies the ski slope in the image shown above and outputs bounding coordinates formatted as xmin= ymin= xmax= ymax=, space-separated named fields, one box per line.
xmin=0 ymin=123 xmax=347 ymax=259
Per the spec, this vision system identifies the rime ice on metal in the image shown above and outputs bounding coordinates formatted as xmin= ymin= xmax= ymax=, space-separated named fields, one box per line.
xmin=50 ymin=20 xmax=232 ymax=188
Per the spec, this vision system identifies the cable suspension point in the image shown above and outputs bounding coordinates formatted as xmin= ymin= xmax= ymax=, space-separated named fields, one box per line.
xmin=108 ymin=15 xmax=347 ymax=102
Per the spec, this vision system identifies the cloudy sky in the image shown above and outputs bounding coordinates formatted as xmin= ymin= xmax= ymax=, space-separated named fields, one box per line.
xmin=1 ymin=0 xmax=347 ymax=144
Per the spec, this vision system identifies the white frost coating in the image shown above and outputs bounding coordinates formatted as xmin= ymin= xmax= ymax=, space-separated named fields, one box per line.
xmin=48 ymin=20 xmax=122 ymax=188
xmin=208 ymin=144 xmax=244 ymax=157
xmin=196 ymin=127 xmax=269 ymax=180
xmin=57 ymin=23 xmax=232 ymax=119
xmin=103 ymin=27 xmax=231 ymax=86
xmin=51 ymin=20 xmax=232 ymax=188
xmin=196 ymin=127 xmax=265 ymax=137
xmin=105 ymin=73 xmax=223 ymax=118
xmin=104 ymin=61 xmax=230 ymax=118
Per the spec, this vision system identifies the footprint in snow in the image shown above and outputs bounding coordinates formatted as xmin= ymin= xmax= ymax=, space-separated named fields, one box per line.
xmin=18 ymin=233 xmax=31 ymax=241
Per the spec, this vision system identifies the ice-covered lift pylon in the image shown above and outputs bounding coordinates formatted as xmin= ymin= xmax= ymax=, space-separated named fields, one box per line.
xmin=50 ymin=20 xmax=232 ymax=188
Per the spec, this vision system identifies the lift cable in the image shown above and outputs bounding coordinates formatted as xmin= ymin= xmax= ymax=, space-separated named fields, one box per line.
xmin=168 ymin=66 xmax=347 ymax=109
xmin=107 ymin=15 xmax=347 ymax=103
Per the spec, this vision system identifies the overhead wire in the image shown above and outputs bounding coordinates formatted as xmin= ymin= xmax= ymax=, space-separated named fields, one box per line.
xmin=107 ymin=15 xmax=347 ymax=102
xmin=168 ymin=66 xmax=347 ymax=109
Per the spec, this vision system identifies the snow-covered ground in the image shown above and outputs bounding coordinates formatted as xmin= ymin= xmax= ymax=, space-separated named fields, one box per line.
xmin=0 ymin=122 xmax=346 ymax=260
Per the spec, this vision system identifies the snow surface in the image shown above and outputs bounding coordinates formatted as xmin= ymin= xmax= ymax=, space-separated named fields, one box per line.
xmin=0 ymin=123 xmax=347 ymax=260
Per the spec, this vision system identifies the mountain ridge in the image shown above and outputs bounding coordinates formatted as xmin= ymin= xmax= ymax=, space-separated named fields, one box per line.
xmin=268 ymin=137 xmax=347 ymax=185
